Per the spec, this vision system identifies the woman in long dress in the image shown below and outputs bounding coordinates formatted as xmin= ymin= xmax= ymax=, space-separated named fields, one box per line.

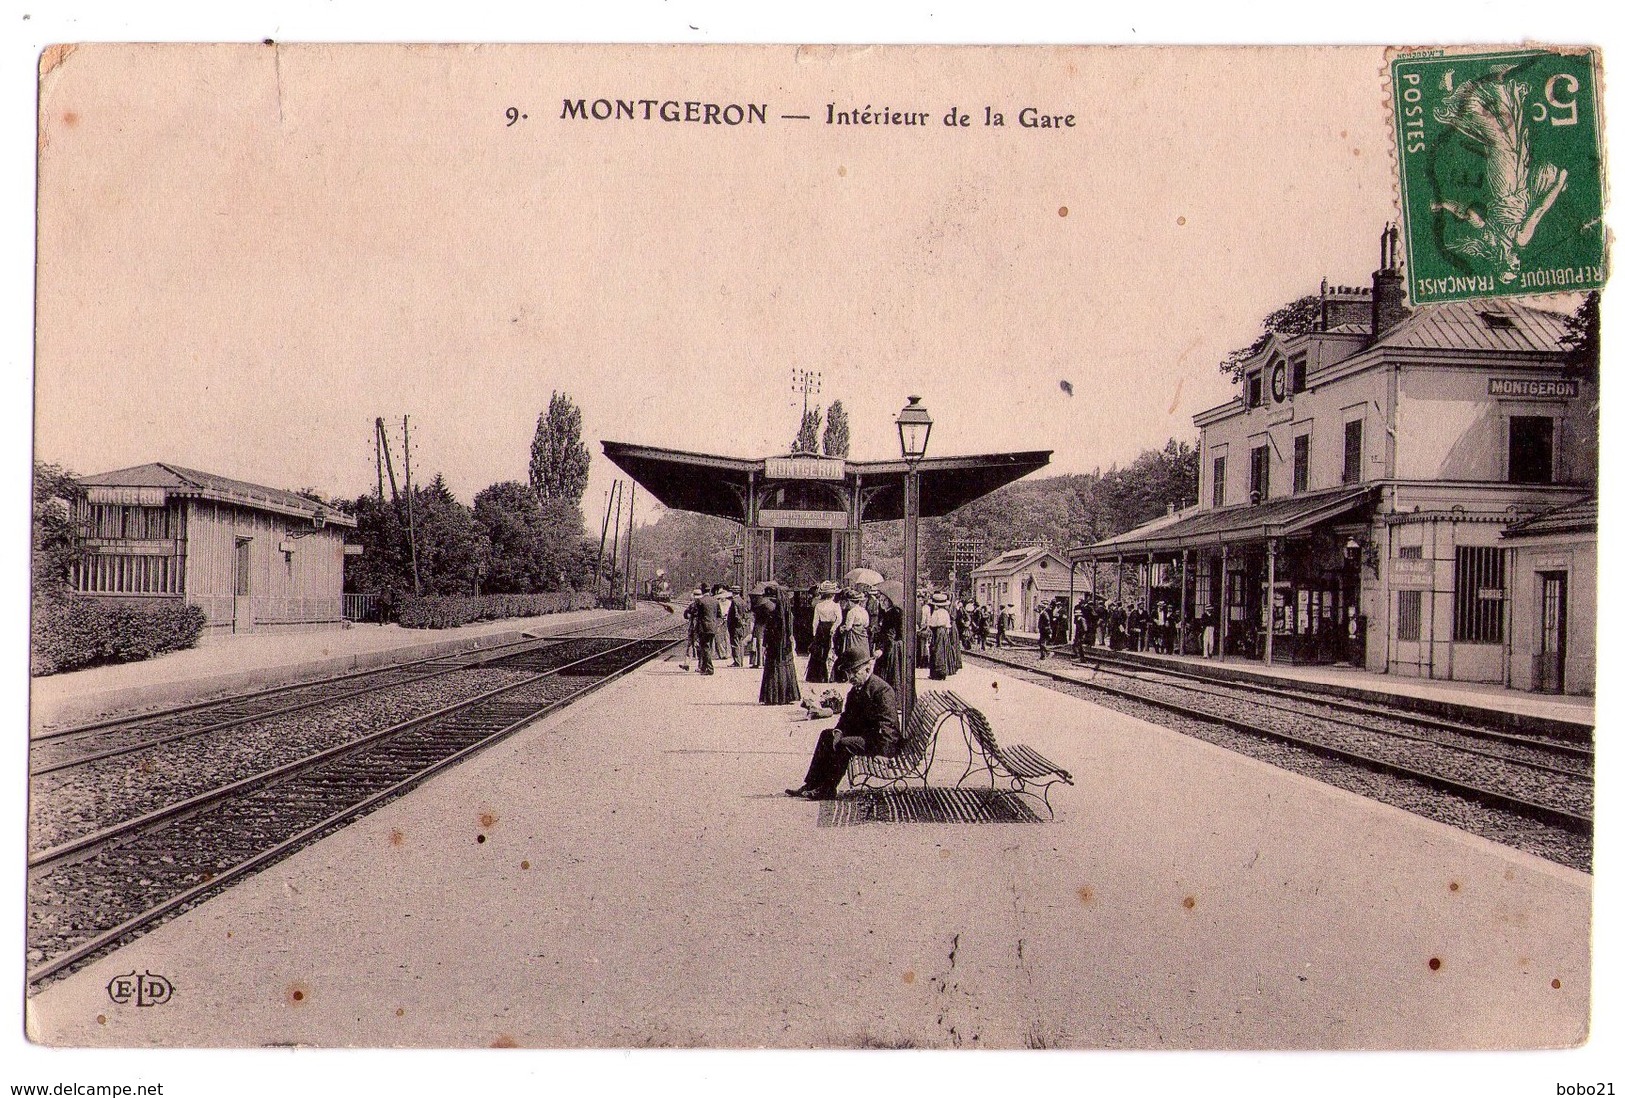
xmin=759 ymin=583 xmax=802 ymax=705
xmin=871 ymin=587 xmax=904 ymax=691
xmin=944 ymin=600 xmax=964 ymax=675
xmin=834 ymin=589 xmax=872 ymax=681
xmin=927 ymin=593 xmax=954 ymax=680
xmin=806 ymin=584 xmax=838 ymax=684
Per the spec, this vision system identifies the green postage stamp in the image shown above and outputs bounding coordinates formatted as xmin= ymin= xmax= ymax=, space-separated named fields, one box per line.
xmin=1391 ymin=48 xmax=1606 ymax=304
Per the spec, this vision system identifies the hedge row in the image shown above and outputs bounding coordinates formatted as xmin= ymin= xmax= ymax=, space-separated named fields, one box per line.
xmin=32 ymin=596 xmax=208 ymax=677
xmin=394 ymin=590 xmax=598 ymax=629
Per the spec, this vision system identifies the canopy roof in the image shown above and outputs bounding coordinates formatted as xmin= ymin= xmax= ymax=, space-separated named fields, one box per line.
xmin=1068 ymin=485 xmax=1377 ymax=559
xmin=602 ymin=441 xmax=1051 ymax=523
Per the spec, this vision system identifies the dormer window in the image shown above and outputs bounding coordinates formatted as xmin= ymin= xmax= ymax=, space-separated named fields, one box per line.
xmin=1478 ymin=310 xmax=1519 ymax=332
xmin=1246 ymin=371 xmax=1263 ymax=409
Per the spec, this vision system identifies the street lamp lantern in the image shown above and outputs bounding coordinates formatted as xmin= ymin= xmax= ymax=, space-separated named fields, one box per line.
xmin=896 ymin=395 xmax=933 ymax=463
xmin=896 ymin=395 xmax=932 ymax=727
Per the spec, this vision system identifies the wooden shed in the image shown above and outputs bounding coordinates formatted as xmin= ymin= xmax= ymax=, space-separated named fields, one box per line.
xmin=71 ymin=462 xmax=358 ymax=635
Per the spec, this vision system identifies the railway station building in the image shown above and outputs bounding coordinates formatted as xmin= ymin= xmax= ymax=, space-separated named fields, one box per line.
xmin=970 ymin=547 xmax=1076 ymax=631
xmin=1069 ymin=228 xmax=1598 ymax=694
xmin=69 ymin=462 xmax=358 ymax=635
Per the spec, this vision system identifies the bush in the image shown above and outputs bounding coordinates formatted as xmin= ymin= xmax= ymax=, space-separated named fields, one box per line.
xmin=31 ymin=596 xmax=208 ymax=676
xmin=394 ymin=590 xmax=599 ymax=629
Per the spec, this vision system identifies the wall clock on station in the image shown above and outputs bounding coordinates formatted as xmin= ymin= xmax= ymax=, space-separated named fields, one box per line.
xmin=1270 ymin=359 xmax=1288 ymax=403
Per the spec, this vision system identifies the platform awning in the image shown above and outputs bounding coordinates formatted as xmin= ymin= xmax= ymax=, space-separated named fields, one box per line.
xmin=602 ymin=441 xmax=1051 ymax=523
xmin=1068 ymin=485 xmax=1378 ymax=560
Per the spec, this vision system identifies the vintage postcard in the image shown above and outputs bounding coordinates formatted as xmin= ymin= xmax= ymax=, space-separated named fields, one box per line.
xmin=23 ymin=40 xmax=1605 ymax=1070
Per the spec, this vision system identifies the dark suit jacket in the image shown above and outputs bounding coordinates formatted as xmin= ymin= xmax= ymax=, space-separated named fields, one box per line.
xmin=834 ymin=674 xmax=901 ymax=757
xmin=686 ymin=595 xmax=723 ymax=636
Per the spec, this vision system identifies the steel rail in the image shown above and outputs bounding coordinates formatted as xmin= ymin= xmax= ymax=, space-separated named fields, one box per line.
xmin=30 ymin=635 xmax=668 ymax=870
xmin=996 ymin=639 xmax=1592 ymax=758
xmin=968 ymin=648 xmax=1592 ymax=835
xmin=30 ymin=613 xmax=677 ymax=775
xmin=27 ymin=631 xmax=681 ymax=985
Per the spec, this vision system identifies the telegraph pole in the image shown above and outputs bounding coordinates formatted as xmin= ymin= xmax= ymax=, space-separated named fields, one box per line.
xmin=594 ymin=481 xmax=620 ymax=603
xmin=607 ymin=481 xmax=624 ymax=606
xmin=402 ymin=415 xmax=421 ymax=595
xmin=790 ymin=367 xmax=822 ymax=449
xmin=621 ymin=483 xmax=636 ymax=606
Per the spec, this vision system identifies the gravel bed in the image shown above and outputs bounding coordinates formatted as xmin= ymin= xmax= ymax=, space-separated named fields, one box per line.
xmin=1075 ymin=666 xmax=1594 ymax=817
xmin=1101 ymin=664 xmax=1591 ymax=771
xmin=28 ymin=666 xmax=538 ymax=854
xmin=971 ymin=652 xmax=1592 ymax=873
xmin=27 ymin=662 xmax=629 ymax=977
xmin=29 ymin=666 xmax=437 ymax=772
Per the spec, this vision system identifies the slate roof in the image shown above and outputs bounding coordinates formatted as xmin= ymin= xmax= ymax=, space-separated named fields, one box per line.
xmin=80 ymin=462 xmax=357 ymax=527
xmin=1369 ymin=297 xmax=1572 ymax=354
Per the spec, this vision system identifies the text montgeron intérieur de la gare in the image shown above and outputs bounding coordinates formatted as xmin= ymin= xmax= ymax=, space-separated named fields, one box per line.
xmin=558 ymin=98 xmax=1077 ymax=129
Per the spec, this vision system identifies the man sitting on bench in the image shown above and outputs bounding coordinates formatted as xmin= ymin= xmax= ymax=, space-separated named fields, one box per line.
xmin=786 ymin=652 xmax=900 ymax=801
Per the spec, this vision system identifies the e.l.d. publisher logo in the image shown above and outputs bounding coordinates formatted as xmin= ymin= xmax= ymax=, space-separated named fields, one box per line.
xmin=106 ymin=970 xmax=173 ymax=1006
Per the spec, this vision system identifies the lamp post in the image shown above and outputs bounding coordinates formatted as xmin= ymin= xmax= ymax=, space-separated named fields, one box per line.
xmin=896 ymin=395 xmax=933 ymax=725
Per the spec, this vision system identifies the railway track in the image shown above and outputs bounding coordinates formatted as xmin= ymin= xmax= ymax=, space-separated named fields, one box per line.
xmin=30 ymin=608 xmax=678 ymax=776
xmin=26 ymin=629 xmax=682 ymax=987
xmin=966 ymin=643 xmax=1592 ymax=868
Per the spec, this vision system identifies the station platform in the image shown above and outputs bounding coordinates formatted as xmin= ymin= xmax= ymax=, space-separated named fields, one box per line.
xmin=1002 ymin=632 xmax=1593 ymax=732
xmin=28 ymin=606 xmax=656 ymax=734
xmin=26 ymin=649 xmax=1590 ymax=1049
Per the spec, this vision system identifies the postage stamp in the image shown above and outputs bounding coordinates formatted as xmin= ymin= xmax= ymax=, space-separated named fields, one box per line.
xmin=1391 ymin=48 xmax=1607 ymax=304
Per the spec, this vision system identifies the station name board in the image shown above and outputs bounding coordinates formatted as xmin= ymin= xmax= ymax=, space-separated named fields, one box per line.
xmin=1487 ymin=378 xmax=1579 ymax=399
xmin=764 ymin=456 xmax=845 ymax=480
xmin=87 ymin=486 xmax=168 ymax=507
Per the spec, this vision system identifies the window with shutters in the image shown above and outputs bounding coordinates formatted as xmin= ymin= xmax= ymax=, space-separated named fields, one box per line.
xmin=1293 ymin=434 xmax=1310 ymax=493
xmin=1249 ymin=444 xmax=1269 ymax=501
xmin=1211 ymin=456 xmax=1226 ymax=507
xmin=1342 ymin=419 xmax=1363 ymax=484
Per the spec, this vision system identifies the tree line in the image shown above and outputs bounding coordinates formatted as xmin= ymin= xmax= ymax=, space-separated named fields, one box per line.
xmin=343 ymin=391 xmax=604 ymax=606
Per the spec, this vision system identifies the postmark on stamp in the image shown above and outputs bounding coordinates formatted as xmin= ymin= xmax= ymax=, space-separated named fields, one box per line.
xmin=1391 ymin=48 xmax=1606 ymax=304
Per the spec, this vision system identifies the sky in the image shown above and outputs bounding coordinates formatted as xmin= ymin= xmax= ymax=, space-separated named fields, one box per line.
xmin=32 ymin=43 xmax=1401 ymax=532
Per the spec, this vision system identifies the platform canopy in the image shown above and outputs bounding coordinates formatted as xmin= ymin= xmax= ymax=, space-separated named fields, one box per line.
xmin=602 ymin=441 xmax=1051 ymax=524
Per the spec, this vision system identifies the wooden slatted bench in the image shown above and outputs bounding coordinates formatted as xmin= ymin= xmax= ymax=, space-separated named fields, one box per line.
xmin=942 ymin=690 xmax=1073 ymax=817
xmin=846 ymin=689 xmax=959 ymax=792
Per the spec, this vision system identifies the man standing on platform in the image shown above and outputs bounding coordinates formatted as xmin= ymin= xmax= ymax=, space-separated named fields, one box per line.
xmin=686 ymin=585 xmax=722 ymax=675
xmin=785 ymin=653 xmax=899 ymax=801
xmin=1036 ymin=602 xmax=1051 ymax=660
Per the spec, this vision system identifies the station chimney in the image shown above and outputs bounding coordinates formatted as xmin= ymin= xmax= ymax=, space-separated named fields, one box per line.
xmin=1371 ymin=222 xmax=1411 ymax=338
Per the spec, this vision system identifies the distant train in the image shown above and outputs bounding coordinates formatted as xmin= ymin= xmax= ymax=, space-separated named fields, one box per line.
xmin=647 ymin=570 xmax=673 ymax=602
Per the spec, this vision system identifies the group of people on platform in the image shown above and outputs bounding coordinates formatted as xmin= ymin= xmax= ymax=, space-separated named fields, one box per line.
xmin=682 ymin=577 xmax=980 ymax=800
xmin=1055 ymin=596 xmax=1230 ymax=660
